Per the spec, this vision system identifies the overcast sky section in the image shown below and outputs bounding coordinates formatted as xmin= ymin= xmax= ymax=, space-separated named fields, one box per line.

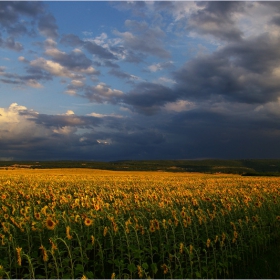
xmin=1 ymin=1 xmax=280 ymax=161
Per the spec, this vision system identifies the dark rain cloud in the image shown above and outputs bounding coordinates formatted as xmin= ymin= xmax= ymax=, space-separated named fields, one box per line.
xmin=19 ymin=110 xmax=102 ymax=129
xmin=186 ymin=1 xmax=245 ymax=42
xmin=123 ymin=82 xmax=175 ymax=115
xmin=173 ymin=33 xmax=280 ymax=105
xmin=38 ymin=13 xmax=58 ymax=38
xmin=0 ymin=2 xmax=44 ymax=29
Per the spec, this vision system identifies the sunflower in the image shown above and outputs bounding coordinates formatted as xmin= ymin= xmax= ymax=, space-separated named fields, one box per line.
xmin=45 ymin=217 xmax=56 ymax=230
xmin=34 ymin=212 xmax=41 ymax=220
xmin=84 ymin=217 xmax=93 ymax=226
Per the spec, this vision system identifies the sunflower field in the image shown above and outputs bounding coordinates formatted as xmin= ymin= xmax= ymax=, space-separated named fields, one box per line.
xmin=0 ymin=168 xmax=280 ymax=279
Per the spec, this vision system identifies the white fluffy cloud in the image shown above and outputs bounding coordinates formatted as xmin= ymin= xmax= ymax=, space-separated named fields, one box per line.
xmin=0 ymin=103 xmax=47 ymax=141
xmin=30 ymin=57 xmax=76 ymax=78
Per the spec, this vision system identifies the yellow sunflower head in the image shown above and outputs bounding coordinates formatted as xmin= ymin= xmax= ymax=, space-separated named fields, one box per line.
xmin=45 ymin=217 xmax=56 ymax=230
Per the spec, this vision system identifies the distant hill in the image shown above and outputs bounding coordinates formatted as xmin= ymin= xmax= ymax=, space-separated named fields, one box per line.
xmin=1 ymin=159 xmax=280 ymax=176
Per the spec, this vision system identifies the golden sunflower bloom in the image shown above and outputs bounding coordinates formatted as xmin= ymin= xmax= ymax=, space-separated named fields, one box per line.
xmin=149 ymin=224 xmax=155 ymax=233
xmin=45 ymin=217 xmax=56 ymax=230
xmin=84 ymin=218 xmax=93 ymax=227
xmin=34 ymin=212 xmax=41 ymax=220
xmin=81 ymin=275 xmax=88 ymax=279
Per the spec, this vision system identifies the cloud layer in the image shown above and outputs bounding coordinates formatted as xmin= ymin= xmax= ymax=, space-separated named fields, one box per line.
xmin=1 ymin=1 xmax=280 ymax=160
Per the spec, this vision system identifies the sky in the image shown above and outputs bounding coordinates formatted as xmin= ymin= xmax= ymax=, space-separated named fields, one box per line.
xmin=1 ymin=1 xmax=280 ymax=161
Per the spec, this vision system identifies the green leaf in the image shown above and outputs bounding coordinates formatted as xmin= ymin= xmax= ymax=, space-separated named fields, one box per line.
xmin=85 ymin=271 xmax=94 ymax=278
xmin=195 ymin=271 xmax=201 ymax=278
xmin=151 ymin=263 xmax=158 ymax=274
xmin=127 ymin=263 xmax=137 ymax=273
xmin=142 ymin=262 xmax=149 ymax=270
xmin=75 ymin=263 xmax=84 ymax=273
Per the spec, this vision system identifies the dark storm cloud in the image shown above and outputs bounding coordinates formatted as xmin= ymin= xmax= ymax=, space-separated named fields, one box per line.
xmin=270 ymin=15 xmax=280 ymax=26
xmin=158 ymin=108 xmax=280 ymax=159
xmin=222 ymin=33 xmax=280 ymax=74
xmin=0 ymin=2 xmax=44 ymax=28
xmin=173 ymin=33 xmax=280 ymax=105
xmin=38 ymin=14 xmax=58 ymax=38
xmin=123 ymin=82 xmax=176 ymax=115
xmin=187 ymin=1 xmax=244 ymax=42
xmin=20 ymin=111 xmax=102 ymax=129
xmin=3 ymin=101 xmax=280 ymax=161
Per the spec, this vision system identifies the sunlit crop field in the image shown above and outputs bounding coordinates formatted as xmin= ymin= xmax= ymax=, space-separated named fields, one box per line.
xmin=0 ymin=169 xmax=280 ymax=279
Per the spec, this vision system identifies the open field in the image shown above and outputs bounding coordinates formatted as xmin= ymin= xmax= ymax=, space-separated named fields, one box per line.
xmin=0 ymin=169 xmax=280 ymax=279
xmin=1 ymin=159 xmax=280 ymax=175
